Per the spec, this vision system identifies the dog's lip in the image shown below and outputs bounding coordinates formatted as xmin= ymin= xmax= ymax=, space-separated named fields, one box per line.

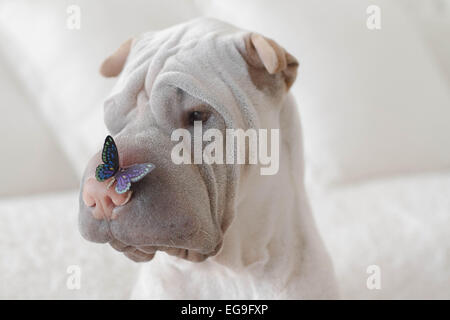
xmin=108 ymin=236 xmax=217 ymax=262
xmin=112 ymin=243 xmax=186 ymax=262
xmin=111 ymin=241 xmax=192 ymax=255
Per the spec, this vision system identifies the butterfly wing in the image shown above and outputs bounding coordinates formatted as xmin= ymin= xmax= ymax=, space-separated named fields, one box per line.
xmin=95 ymin=135 xmax=120 ymax=182
xmin=95 ymin=164 xmax=116 ymax=182
xmin=102 ymin=135 xmax=119 ymax=169
xmin=124 ymin=163 xmax=155 ymax=183
xmin=115 ymin=174 xmax=131 ymax=194
xmin=114 ymin=163 xmax=155 ymax=194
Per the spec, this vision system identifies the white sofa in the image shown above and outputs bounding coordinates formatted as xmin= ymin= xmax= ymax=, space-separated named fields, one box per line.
xmin=0 ymin=0 xmax=449 ymax=299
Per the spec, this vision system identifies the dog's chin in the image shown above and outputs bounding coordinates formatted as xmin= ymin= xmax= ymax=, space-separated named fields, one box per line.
xmin=108 ymin=238 xmax=222 ymax=263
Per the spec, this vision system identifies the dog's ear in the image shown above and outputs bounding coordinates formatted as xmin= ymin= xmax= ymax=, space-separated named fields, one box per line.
xmin=100 ymin=38 xmax=133 ymax=77
xmin=241 ymin=33 xmax=298 ymax=91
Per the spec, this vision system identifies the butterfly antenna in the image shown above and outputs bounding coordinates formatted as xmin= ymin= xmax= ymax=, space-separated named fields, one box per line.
xmin=106 ymin=177 xmax=115 ymax=189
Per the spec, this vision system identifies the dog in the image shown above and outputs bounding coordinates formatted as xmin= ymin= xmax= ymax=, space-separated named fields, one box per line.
xmin=78 ymin=18 xmax=338 ymax=299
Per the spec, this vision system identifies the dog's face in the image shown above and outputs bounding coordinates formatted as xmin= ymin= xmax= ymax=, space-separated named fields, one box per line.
xmin=78 ymin=19 xmax=297 ymax=262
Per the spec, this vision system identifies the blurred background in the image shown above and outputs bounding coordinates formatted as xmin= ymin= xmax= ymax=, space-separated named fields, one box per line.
xmin=0 ymin=0 xmax=449 ymax=299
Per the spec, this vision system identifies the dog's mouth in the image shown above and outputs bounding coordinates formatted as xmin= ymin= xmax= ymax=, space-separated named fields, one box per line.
xmin=80 ymin=200 xmax=222 ymax=263
xmin=108 ymin=238 xmax=221 ymax=263
xmin=104 ymin=208 xmax=221 ymax=263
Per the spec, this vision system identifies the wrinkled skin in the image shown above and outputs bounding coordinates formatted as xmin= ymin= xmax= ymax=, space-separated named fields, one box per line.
xmin=79 ymin=91 xmax=229 ymax=262
xmin=78 ymin=18 xmax=298 ymax=264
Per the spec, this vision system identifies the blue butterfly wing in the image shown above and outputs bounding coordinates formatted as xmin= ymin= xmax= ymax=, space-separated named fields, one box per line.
xmin=95 ymin=164 xmax=116 ymax=181
xmin=95 ymin=135 xmax=119 ymax=182
xmin=102 ymin=135 xmax=119 ymax=169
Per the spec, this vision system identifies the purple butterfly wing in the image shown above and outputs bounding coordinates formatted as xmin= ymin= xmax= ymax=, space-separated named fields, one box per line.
xmin=115 ymin=174 xmax=131 ymax=194
xmin=114 ymin=163 xmax=155 ymax=194
xmin=128 ymin=163 xmax=155 ymax=182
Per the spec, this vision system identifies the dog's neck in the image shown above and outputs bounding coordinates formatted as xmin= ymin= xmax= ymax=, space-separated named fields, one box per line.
xmin=209 ymin=94 xmax=317 ymax=290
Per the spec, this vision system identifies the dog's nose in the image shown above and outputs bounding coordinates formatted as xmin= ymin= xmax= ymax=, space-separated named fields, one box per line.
xmin=82 ymin=177 xmax=132 ymax=220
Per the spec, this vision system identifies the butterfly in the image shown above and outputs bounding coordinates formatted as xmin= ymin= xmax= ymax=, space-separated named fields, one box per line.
xmin=95 ymin=135 xmax=155 ymax=194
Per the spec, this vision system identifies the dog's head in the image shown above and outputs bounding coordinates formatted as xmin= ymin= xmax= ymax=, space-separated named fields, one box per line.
xmin=78 ymin=18 xmax=298 ymax=262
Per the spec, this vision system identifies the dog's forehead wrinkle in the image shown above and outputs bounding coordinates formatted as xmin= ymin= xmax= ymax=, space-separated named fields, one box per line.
xmin=114 ymin=26 xmax=254 ymax=126
xmin=179 ymin=89 xmax=204 ymax=106
xmin=161 ymin=72 xmax=243 ymax=130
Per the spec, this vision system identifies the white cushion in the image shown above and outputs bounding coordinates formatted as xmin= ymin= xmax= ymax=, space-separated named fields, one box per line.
xmin=310 ymin=171 xmax=450 ymax=299
xmin=0 ymin=191 xmax=140 ymax=299
xmin=398 ymin=0 xmax=450 ymax=85
xmin=0 ymin=0 xmax=201 ymax=177
xmin=1 ymin=176 xmax=449 ymax=299
xmin=0 ymin=46 xmax=78 ymax=196
xmin=200 ymin=0 xmax=450 ymax=186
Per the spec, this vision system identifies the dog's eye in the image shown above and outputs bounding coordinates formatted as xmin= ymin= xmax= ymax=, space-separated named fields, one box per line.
xmin=188 ymin=111 xmax=210 ymax=125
